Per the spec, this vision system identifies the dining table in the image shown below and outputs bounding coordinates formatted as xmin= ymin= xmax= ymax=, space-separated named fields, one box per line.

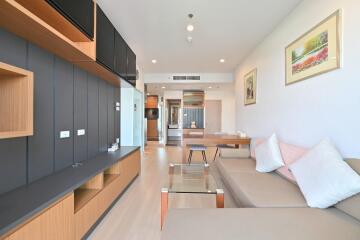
xmin=182 ymin=133 xmax=251 ymax=163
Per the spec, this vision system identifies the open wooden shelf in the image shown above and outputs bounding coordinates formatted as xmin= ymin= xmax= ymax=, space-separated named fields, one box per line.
xmin=74 ymin=188 xmax=101 ymax=213
xmin=0 ymin=62 xmax=33 ymax=139
xmin=103 ymin=174 xmax=119 ymax=187
xmin=0 ymin=0 xmax=95 ymax=62
xmin=0 ymin=0 xmax=123 ymax=87
xmin=14 ymin=0 xmax=92 ymax=42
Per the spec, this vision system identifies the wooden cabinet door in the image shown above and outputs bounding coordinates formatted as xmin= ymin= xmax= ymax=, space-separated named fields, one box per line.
xmin=7 ymin=194 xmax=74 ymax=240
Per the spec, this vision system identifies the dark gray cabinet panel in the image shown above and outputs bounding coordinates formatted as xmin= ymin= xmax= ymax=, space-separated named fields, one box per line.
xmin=107 ymin=84 xmax=115 ymax=145
xmin=27 ymin=44 xmax=55 ymax=183
xmin=54 ymin=57 xmax=74 ymax=171
xmin=98 ymin=80 xmax=108 ymax=152
xmin=87 ymin=75 xmax=99 ymax=159
xmin=46 ymin=0 xmax=94 ymax=39
xmin=114 ymin=31 xmax=127 ymax=79
xmin=74 ymin=67 xmax=88 ymax=163
xmin=114 ymin=87 xmax=120 ymax=142
xmin=0 ymin=29 xmax=28 ymax=194
xmin=0 ymin=139 xmax=27 ymax=194
xmin=96 ymin=6 xmax=114 ymax=71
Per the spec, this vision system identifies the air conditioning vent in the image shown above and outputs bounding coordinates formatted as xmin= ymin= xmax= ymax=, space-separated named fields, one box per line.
xmin=173 ymin=75 xmax=200 ymax=81
xmin=173 ymin=76 xmax=187 ymax=80
xmin=186 ymin=76 xmax=200 ymax=80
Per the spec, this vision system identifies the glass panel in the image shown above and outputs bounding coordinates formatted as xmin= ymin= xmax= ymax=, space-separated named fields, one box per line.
xmin=165 ymin=164 xmax=218 ymax=194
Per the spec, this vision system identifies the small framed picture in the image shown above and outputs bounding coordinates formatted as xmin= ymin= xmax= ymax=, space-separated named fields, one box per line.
xmin=285 ymin=10 xmax=341 ymax=85
xmin=244 ymin=68 xmax=257 ymax=105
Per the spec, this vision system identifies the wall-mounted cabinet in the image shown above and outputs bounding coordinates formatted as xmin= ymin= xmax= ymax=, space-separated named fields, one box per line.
xmin=0 ymin=0 xmax=136 ymax=87
xmin=114 ymin=31 xmax=128 ymax=79
xmin=46 ymin=0 xmax=95 ymax=40
xmin=96 ymin=6 xmax=115 ymax=71
xmin=0 ymin=62 xmax=33 ymax=139
xmin=126 ymin=46 xmax=137 ymax=82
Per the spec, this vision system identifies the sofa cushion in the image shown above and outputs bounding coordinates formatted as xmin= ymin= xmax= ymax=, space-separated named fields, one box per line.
xmin=335 ymin=159 xmax=360 ymax=221
xmin=255 ymin=134 xmax=285 ymax=172
xmin=161 ymin=208 xmax=360 ymax=240
xmin=220 ymin=146 xmax=250 ymax=158
xmin=290 ymin=140 xmax=360 ymax=208
xmin=226 ymin=172 xmax=307 ymax=207
xmin=276 ymin=142 xmax=308 ymax=183
xmin=216 ymin=158 xmax=256 ymax=174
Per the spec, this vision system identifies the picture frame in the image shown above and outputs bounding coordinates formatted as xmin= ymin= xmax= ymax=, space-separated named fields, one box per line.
xmin=244 ymin=68 xmax=257 ymax=105
xmin=285 ymin=10 xmax=341 ymax=85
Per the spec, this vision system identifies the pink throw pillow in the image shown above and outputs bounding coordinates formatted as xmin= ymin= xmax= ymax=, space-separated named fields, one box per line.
xmin=276 ymin=142 xmax=308 ymax=183
xmin=250 ymin=138 xmax=265 ymax=158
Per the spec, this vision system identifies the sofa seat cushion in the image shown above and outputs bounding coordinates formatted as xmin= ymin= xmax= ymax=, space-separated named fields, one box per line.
xmin=227 ymin=172 xmax=307 ymax=207
xmin=220 ymin=146 xmax=250 ymax=158
xmin=161 ymin=208 xmax=360 ymax=240
xmin=216 ymin=158 xmax=256 ymax=174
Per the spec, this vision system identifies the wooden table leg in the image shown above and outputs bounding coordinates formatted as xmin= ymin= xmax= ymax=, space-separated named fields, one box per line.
xmin=182 ymin=144 xmax=188 ymax=163
xmin=161 ymin=188 xmax=169 ymax=230
xmin=216 ymin=189 xmax=224 ymax=208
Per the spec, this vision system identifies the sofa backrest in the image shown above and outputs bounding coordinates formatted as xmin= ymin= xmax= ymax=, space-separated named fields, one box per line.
xmin=335 ymin=159 xmax=360 ymax=221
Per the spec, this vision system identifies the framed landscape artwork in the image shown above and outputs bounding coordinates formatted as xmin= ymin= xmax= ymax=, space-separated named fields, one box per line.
xmin=285 ymin=10 xmax=341 ymax=85
xmin=244 ymin=68 xmax=257 ymax=105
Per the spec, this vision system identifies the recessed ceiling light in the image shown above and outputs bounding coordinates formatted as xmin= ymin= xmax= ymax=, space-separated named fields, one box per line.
xmin=161 ymin=86 xmax=166 ymax=89
xmin=186 ymin=24 xmax=194 ymax=32
xmin=208 ymin=86 xmax=212 ymax=89
xmin=152 ymin=59 xmax=157 ymax=64
xmin=220 ymin=59 xmax=225 ymax=63
xmin=187 ymin=36 xmax=193 ymax=43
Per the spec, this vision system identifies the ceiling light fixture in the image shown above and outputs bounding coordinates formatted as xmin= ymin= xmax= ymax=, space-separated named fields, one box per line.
xmin=187 ymin=36 xmax=193 ymax=43
xmin=186 ymin=13 xmax=194 ymax=32
xmin=220 ymin=59 xmax=225 ymax=63
xmin=187 ymin=24 xmax=194 ymax=32
xmin=161 ymin=86 xmax=166 ymax=89
xmin=208 ymin=86 xmax=213 ymax=89
xmin=151 ymin=59 xmax=157 ymax=64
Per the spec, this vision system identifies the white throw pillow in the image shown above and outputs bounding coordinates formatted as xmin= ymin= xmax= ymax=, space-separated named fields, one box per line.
xmin=255 ymin=134 xmax=284 ymax=172
xmin=290 ymin=139 xmax=360 ymax=208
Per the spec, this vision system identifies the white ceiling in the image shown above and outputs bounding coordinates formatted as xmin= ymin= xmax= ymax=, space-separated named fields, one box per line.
xmin=146 ymin=83 xmax=234 ymax=95
xmin=97 ymin=0 xmax=302 ymax=73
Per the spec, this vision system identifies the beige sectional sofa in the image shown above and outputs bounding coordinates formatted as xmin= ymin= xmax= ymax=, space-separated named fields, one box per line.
xmin=161 ymin=154 xmax=360 ymax=240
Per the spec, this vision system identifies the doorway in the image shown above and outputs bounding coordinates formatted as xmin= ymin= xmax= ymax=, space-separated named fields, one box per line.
xmin=205 ymin=100 xmax=222 ymax=134
xmin=166 ymin=99 xmax=182 ymax=146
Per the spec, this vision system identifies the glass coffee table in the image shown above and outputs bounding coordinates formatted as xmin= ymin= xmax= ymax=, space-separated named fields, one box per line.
xmin=161 ymin=163 xmax=224 ymax=228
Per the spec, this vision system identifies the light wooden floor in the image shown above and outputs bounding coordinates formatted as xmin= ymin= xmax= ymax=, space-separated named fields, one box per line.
xmin=88 ymin=142 xmax=236 ymax=240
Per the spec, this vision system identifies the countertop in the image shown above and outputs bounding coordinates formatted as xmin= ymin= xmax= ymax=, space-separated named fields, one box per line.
xmin=0 ymin=146 xmax=140 ymax=237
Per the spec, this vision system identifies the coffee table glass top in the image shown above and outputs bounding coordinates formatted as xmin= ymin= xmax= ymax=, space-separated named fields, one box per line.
xmin=164 ymin=163 xmax=218 ymax=194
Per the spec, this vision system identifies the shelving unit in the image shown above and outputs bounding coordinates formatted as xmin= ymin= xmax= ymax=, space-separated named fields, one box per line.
xmin=14 ymin=0 xmax=93 ymax=42
xmin=103 ymin=174 xmax=118 ymax=187
xmin=74 ymin=188 xmax=100 ymax=213
xmin=0 ymin=62 xmax=33 ymax=139
xmin=0 ymin=0 xmax=123 ymax=87
xmin=74 ymin=172 xmax=103 ymax=213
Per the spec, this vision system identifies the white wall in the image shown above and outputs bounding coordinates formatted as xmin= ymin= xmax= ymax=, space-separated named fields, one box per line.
xmin=205 ymin=90 xmax=236 ymax=134
xmin=136 ymin=64 xmax=145 ymax=93
xmin=234 ymin=0 xmax=360 ymax=157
